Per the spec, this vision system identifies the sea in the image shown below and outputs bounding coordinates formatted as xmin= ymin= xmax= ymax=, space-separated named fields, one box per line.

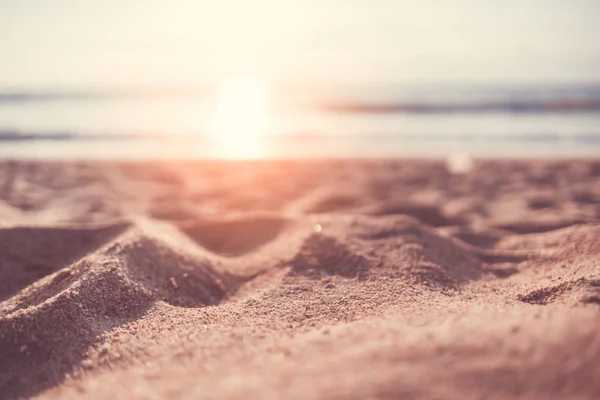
xmin=1 ymin=83 xmax=600 ymax=160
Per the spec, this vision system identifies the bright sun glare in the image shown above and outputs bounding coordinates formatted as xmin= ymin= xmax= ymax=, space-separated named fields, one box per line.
xmin=209 ymin=77 xmax=271 ymax=159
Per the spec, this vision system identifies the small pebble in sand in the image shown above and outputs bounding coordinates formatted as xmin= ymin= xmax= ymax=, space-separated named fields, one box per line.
xmin=20 ymin=345 xmax=27 ymax=353
xmin=446 ymin=152 xmax=473 ymax=174
xmin=81 ymin=359 xmax=94 ymax=369
xmin=169 ymin=277 xmax=179 ymax=289
xmin=314 ymin=224 xmax=322 ymax=233
xmin=99 ymin=343 xmax=111 ymax=354
xmin=214 ymin=278 xmax=226 ymax=292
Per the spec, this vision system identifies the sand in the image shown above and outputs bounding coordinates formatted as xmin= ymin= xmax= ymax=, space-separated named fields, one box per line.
xmin=0 ymin=158 xmax=599 ymax=399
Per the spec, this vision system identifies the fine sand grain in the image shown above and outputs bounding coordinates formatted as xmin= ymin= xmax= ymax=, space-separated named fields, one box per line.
xmin=0 ymin=159 xmax=599 ymax=399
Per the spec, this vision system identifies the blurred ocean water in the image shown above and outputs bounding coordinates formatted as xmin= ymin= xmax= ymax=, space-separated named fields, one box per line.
xmin=1 ymin=83 xmax=599 ymax=159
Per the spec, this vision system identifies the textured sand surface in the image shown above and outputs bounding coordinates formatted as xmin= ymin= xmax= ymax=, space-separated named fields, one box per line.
xmin=0 ymin=159 xmax=599 ymax=399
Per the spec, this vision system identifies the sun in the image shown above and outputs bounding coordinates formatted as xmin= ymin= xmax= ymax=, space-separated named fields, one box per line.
xmin=209 ymin=77 xmax=271 ymax=158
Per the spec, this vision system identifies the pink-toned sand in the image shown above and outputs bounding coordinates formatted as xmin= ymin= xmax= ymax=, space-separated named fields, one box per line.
xmin=1 ymin=159 xmax=599 ymax=399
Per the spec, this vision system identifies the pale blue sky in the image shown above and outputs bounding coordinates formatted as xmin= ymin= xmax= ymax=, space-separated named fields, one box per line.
xmin=1 ymin=0 xmax=599 ymax=88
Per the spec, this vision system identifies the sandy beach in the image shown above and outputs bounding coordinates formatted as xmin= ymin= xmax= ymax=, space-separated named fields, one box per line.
xmin=1 ymin=158 xmax=599 ymax=399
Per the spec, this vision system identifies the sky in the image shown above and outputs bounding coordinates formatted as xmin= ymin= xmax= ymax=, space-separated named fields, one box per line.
xmin=1 ymin=0 xmax=599 ymax=88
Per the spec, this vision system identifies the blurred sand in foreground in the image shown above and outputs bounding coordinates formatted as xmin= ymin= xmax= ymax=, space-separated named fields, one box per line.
xmin=1 ymin=159 xmax=599 ymax=399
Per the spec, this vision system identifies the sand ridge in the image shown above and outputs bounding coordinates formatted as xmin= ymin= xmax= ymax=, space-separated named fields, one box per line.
xmin=0 ymin=159 xmax=599 ymax=399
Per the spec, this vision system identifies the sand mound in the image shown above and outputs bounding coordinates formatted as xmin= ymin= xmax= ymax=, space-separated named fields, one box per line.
xmin=103 ymin=228 xmax=231 ymax=307
xmin=284 ymin=216 xmax=491 ymax=287
xmin=0 ymin=256 xmax=153 ymax=398
xmin=0 ymin=220 xmax=236 ymax=398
